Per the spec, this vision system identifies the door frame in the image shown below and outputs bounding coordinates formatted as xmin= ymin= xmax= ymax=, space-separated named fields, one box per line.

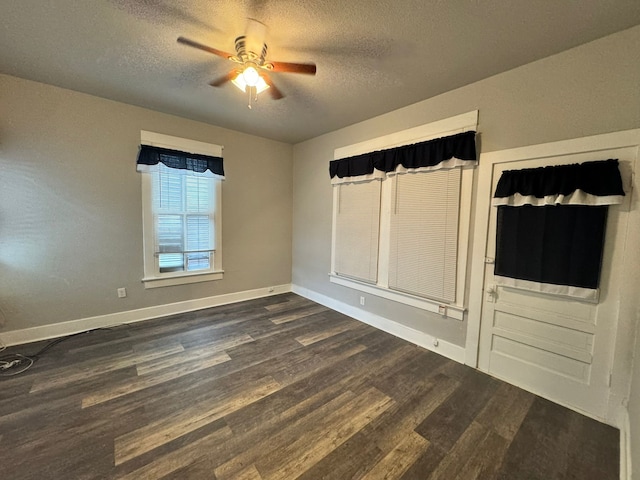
xmin=466 ymin=128 xmax=640 ymax=420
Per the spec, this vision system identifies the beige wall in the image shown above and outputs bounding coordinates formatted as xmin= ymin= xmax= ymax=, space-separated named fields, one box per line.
xmin=0 ymin=74 xmax=293 ymax=332
xmin=291 ymin=25 xmax=640 ymax=348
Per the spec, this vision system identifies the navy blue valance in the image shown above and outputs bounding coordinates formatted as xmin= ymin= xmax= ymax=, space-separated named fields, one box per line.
xmin=137 ymin=145 xmax=224 ymax=178
xmin=493 ymin=159 xmax=624 ymax=207
xmin=329 ymin=131 xmax=477 ymax=184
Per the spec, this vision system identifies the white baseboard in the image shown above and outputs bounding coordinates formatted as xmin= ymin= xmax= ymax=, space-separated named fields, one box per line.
xmin=619 ymin=407 xmax=631 ymax=480
xmin=292 ymin=284 xmax=466 ymax=364
xmin=0 ymin=284 xmax=292 ymax=347
xmin=1 ymin=283 xmax=466 ymax=365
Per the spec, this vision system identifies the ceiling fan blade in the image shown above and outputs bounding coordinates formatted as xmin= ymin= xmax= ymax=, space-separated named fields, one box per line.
xmin=262 ymin=74 xmax=284 ymax=100
xmin=209 ymin=71 xmax=236 ymax=87
xmin=177 ymin=36 xmax=234 ymax=60
xmin=269 ymin=61 xmax=316 ymax=75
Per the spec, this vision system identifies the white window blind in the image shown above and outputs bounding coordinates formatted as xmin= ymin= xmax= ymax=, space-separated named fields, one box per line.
xmin=334 ymin=181 xmax=381 ymax=283
xmin=153 ymin=163 xmax=215 ymax=273
xmin=388 ymin=169 xmax=461 ymax=302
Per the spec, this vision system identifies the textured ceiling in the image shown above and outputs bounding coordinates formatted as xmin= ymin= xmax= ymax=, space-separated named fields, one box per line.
xmin=2 ymin=1 xmax=640 ymax=144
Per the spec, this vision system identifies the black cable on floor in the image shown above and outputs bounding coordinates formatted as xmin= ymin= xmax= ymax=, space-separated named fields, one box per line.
xmin=0 ymin=328 xmax=113 ymax=377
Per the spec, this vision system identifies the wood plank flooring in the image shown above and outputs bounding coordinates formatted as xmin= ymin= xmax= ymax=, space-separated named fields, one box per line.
xmin=0 ymin=293 xmax=619 ymax=479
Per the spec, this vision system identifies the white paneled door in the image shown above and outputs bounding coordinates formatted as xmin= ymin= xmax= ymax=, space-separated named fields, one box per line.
xmin=476 ymin=143 xmax=638 ymax=420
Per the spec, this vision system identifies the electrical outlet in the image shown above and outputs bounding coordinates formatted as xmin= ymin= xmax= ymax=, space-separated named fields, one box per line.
xmin=360 ymin=296 xmax=365 ymax=306
xmin=117 ymin=287 xmax=127 ymax=298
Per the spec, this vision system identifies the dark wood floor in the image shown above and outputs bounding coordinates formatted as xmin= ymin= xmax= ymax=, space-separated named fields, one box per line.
xmin=0 ymin=293 xmax=619 ymax=479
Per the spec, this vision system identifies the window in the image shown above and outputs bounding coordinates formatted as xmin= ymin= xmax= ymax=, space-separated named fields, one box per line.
xmin=330 ymin=111 xmax=478 ymax=319
xmin=388 ymin=168 xmax=461 ymax=302
xmin=153 ymin=164 xmax=215 ymax=273
xmin=334 ymin=180 xmax=381 ymax=283
xmin=139 ymin=131 xmax=223 ymax=288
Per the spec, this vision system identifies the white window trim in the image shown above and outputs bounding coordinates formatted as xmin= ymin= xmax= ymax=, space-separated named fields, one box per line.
xmin=329 ymin=110 xmax=478 ymax=319
xmin=140 ymin=130 xmax=224 ymax=289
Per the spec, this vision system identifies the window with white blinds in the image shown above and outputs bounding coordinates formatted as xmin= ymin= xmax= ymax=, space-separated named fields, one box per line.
xmin=153 ymin=164 xmax=215 ymax=273
xmin=334 ymin=180 xmax=381 ymax=283
xmin=331 ymin=170 xmax=463 ymax=305
xmin=389 ymin=169 xmax=461 ymax=302
xmin=329 ymin=111 xmax=477 ymax=317
xmin=140 ymin=131 xmax=223 ymax=288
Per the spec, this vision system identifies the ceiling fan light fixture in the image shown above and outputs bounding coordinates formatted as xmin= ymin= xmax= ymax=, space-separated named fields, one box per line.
xmin=242 ymin=65 xmax=260 ymax=86
xmin=232 ymin=67 xmax=270 ymax=94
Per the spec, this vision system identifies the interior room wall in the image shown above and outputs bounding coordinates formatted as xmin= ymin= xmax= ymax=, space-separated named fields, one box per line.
xmin=0 ymin=74 xmax=293 ymax=333
xmin=292 ymin=24 xmax=640 ymax=351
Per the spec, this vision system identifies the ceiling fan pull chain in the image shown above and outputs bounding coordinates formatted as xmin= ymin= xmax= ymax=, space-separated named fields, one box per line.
xmin=247 ymin=87 xmax=252 ymax=109
xmin=245 ymin=86 xmax=260 ymax=109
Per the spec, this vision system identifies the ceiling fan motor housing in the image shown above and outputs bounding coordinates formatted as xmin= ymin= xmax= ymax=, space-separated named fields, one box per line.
xmin=235 ymin=18 xmax=269 ymax=64
xmin=234 ymin=35 xmax=268 ymax=65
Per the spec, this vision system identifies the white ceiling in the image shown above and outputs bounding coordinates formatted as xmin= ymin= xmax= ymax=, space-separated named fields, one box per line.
xmin=2 ymin=1 xmax=640 ymax=144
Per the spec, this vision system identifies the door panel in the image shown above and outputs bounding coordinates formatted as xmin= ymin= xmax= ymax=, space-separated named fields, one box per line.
xmin=478 ymin=146 xmax=637 ymax=418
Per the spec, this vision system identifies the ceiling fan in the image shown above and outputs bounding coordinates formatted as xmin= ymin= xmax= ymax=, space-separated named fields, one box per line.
xmin=177 ymin=19 xmax=316 ymax=107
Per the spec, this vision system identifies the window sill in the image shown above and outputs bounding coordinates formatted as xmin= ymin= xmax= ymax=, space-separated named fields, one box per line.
xmin=329 ymin=274 xmax=465 ymax=321
xmin=142 ymin=270 xmax=224 ymax=289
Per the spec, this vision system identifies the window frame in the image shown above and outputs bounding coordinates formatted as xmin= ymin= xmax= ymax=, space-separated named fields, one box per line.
xmin=140 ymin=131 xmax=223 ymax=289
xmin=329 ymin=111 xmax=478 ymax=320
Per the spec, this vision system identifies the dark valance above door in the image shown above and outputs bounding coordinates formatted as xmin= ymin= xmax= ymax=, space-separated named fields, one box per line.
xmin=329 ymin=131 xmax=477 ymax=185
xmin=137 ymin=145 xmax=225 ymax=179
xmin=493 ymin=159 xmax=624 ymax=207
